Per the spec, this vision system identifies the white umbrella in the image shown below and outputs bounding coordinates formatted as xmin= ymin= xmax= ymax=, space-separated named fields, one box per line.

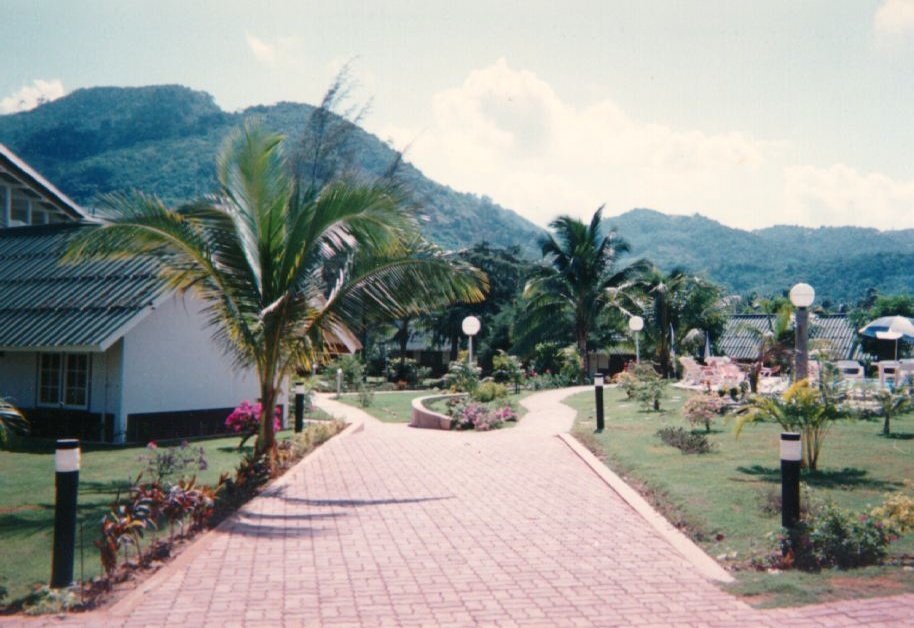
xmin=859 ymin=316 xmax=914 ymax=360
xmin=704 ymin=332 xmax=711 ymax=361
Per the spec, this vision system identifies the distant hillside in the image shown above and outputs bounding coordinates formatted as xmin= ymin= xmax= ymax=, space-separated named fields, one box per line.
xmin=4 ymin=85 xmax=914 ymax=304
xmin=607 ymin=209 xmax=914 ymax=306
xmin=0 ymin=85 xmax=542 ymax=255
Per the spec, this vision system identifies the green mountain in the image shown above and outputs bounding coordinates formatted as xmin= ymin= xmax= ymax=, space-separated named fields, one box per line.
xmin=606 ymin=208 xmax=914 ymax=306
xmin=3 ymin=85 xmax=913 ymax=305
xmin=0 ymin=85 xmax=542 ymax=255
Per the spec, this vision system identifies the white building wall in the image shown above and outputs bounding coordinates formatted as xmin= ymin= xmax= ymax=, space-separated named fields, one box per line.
xmin=88 ymin=342 xmax=123 ymax=440
xmin=120 ymin=292 xmax=265 ymax=420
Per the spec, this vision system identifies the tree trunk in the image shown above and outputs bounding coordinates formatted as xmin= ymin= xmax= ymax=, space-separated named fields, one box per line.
xmin=255 ymin=382 xmax=277 ymax=461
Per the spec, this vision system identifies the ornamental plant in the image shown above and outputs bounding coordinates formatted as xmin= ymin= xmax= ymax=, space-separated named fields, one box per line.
xmin=682 ymin=392 xmax=728 ymax=432
xmin=225 ymin=401 xmax=282 ymax=449
xmin=138 ymin=441 xmax=208 ymax=484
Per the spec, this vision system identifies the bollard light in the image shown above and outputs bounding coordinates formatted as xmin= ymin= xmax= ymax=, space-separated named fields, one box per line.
xmin=780 ymin=432 xmax=802 ymax=529
xmin=51 ymin=439 xmax=80 ymax=589
xmin=294 ymin=381 xmax=305 ymax=433
xmin=336 ymin=368 xmax=343 ymax=397
xmin=594 ymin=373 xmax=605 ymax=432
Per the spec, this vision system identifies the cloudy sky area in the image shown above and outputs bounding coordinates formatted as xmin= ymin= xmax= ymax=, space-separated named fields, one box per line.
xmin=3 ymin=0 xmax=914 ymax=231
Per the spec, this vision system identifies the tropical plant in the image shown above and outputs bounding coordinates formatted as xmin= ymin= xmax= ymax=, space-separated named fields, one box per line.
xmin=491 ymin=350 xmax=524 ymax=393
xmin=736 ymin=368 xmax=849 ymax=470
xmin=873 ymin=385 xmax=914 ymax=436
xmin=519 ymin=206 xmax=644 ymax=376
xmin=0 ymin=398 xmax=28 ymax=449
xmin=682 ymin=392 xmax=728 ymax=432
xmin=632 ymin=266 xmax=735 ymax=378
xmin=66 ymin=122 xmax=485 ymax=461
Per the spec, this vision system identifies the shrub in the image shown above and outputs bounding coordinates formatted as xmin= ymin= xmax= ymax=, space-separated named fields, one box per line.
xmin=492 ymin=351 xmax=524 ymax=392
xmin=357 ymin=386 xmax=375 ymax=408
xmin=225 ymin=401 xmax=282 ymax=449
xmin=870 ymin=479 xmax=914 ymax=533
xmin=448 ymin=399 xmax=517 ymax=431
xmin=444 ymin=359 xmax=481 ymax=393
xmin=777 ymin=502 xmax=898 ymax=570
xmin=473 ymin=381 xmax=508 ymax=403
xmin=682 ymin=393 xmax=728 ymax=432
xmin=655 ymin=426 xmax=713 ymax=454
xmin=137 ymin=441 xmax=208 ymax=484
xmin=621 ymin=363 xmax=666 ymax=411
xmin=326 ymin=355 xmax=365 ymax=391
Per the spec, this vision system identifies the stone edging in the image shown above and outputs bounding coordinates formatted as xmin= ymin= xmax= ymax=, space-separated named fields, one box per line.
xmin=557 ymin=432 xmax=735 ymax=584
xmin=409 ymin=393 xmax=466 ymax=429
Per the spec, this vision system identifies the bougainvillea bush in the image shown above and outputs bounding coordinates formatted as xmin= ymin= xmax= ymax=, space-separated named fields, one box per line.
xmin=225 ymin=401 xmax=282 ymax=449
xmin=448 ymin=400 xmax=518 ymax=431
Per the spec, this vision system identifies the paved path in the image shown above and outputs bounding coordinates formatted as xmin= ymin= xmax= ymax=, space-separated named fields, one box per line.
xmin=19 ymin=388 xmax=914 ymax=626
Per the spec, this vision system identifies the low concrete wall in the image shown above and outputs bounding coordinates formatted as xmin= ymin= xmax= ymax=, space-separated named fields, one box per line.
xmin=410 ymin=393 xmax=466 ymax=430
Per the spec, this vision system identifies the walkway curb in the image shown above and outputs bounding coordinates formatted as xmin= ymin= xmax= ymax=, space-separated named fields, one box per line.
xmin=557 ymin=432 xmax=735 ymax=583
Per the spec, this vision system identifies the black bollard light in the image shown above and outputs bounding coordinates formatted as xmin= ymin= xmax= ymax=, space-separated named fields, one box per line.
xmin=594 ymin=373 xmax=605 ymax=433
xmin=294 ymin=381 xmax=305 ymax=433
xmin=51 ymin=439 xmax=80 ymax=589
xmin=780 ymin=432 xmax=802 ymax=529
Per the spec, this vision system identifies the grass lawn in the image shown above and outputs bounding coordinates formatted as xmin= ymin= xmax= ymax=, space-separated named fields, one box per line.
xmin=566 ymin=386 xmax=914 ymax=608
xmin=0 ymin=430 xmax=305 ymax=605
xmin=336 ymin=390 xmax=530 ymax=424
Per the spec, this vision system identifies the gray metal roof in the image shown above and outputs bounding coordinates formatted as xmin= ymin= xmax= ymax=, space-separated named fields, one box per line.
xmin=0 ymin=223 xmax=168 ymax=351
xmin=720 ymin=314 xmax=866 ymax=362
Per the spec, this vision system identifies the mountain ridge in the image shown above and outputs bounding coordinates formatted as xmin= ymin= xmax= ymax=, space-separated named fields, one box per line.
xmin=3 ymin=86 xmax=913 ymax=304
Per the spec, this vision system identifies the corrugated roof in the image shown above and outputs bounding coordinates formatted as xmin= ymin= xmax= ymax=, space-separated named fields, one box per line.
xmin=720 ymin=314 xmax=867 ymax=362
xmin=0 ymin=223 xmax=169 ymax=351
xmin=0 ymin=143 xmax=86 ymax=222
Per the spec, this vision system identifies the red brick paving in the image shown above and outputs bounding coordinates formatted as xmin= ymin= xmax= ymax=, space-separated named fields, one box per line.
xmin=15 ymin=387 xmax=913 ymax=626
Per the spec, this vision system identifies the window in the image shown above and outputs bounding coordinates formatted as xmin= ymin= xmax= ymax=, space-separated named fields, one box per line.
xmin=38 ymin=353 xmax=89 ymax=408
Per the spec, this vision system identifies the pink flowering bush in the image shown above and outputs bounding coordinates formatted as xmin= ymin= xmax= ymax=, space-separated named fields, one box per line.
xmin=225 ymin=401 xmax=281 ymax=449
xmin=682 ymin=392 xmax=728 ymax=432
xmin=450 ymin=401 xmax=518 ymax=431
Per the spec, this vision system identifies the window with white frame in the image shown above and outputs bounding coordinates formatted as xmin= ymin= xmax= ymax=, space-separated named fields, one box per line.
xmin=38 ymin=353 xmax=89 ymax=408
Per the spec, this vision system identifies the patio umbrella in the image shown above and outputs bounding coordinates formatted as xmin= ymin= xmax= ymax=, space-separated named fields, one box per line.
xmin=859 ymin=315 xmax=914 ymax=360
xmin=704 ymin=332 xmax=711 ymax=361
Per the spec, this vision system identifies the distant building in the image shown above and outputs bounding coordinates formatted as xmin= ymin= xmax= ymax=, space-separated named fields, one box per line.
xmin=0 ymin=144 xmax=268 ymax=443
xmin=719 ymin=313 xmax=867 ymax=362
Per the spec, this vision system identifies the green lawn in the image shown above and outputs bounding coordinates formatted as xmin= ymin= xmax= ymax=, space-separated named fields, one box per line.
xmin=567 ymin=386 xmax=914 ymax=608
xmin=336 ymin=390 xmax=529 ymax=424
xmin=0 ymin=432 xmax=286 ymax=604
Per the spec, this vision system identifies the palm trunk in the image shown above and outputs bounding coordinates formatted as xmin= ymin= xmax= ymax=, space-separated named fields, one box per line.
xmin=255 ymin=381 xmax=278 ymax=460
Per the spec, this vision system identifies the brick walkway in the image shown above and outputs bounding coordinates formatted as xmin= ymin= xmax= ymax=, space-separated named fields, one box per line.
xmin=19 ymin=388 xmax=914 ymax=626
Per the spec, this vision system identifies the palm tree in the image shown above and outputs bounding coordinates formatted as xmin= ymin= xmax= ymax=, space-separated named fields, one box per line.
xmin=633 ymin=266 xmax=735 ymax=377
xmin=520 ymin=206 xmax=642 ymax=376
xmin=68 ymin=122 xmax=485 ymax=459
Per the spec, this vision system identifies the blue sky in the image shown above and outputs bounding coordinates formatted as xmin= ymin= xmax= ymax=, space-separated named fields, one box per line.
xmin=4 ymin=0 xmax=914 ymax=231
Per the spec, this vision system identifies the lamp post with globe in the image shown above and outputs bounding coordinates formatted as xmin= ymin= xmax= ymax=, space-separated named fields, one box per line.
xmin=462 ymin=316 xmax=481 ymax=367
xmin=789 ymin=283 xmax=815 ymax=382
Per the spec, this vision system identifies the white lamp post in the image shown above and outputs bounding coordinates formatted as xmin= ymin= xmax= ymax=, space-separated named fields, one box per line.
xmin=629 ymin=316 xmax=644 ymax=363
xmin=789 ymin=283 xmax=815 ymax=382
xmin=462 ymin=315 xmax=481 ymax=366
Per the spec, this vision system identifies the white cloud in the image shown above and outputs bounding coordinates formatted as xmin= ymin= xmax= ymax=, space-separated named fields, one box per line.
xmin=875 ymin=0 xmax=914 ymax=38
xmin=381 ymin=59 xmax=914 ymax=232
xmin=246 ymin=32 xmax=277 ymax=66
xmin=246 ymin=32 xmax=303 ymax=69
xmin=785 ymin=164 xmax=914 ymax=228
xmin=0 ymin=79 xmax=66 ymax=114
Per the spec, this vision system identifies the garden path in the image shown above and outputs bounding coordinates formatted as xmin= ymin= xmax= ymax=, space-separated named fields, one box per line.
xmin=16 ymin=387 xmax=914 ymax=626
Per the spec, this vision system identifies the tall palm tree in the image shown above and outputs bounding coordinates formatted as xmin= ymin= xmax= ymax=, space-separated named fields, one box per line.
xmin=520 ymin=206 xmax=641 ymax=376
xmin=634 ymin=266 xmax=735 ymax=377
xmin=68 ymin=122 xmax=485 ymax=458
